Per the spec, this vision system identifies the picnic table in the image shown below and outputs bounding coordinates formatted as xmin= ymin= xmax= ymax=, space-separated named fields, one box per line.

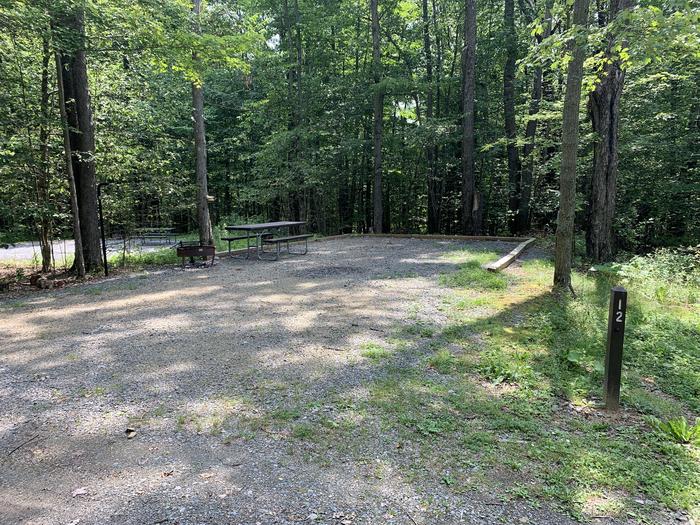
xmin=223 ymin=221 xmax=311 ymax=260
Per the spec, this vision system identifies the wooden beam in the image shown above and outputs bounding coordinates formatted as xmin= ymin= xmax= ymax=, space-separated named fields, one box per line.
xmin=216 ymin=234 xmax=536 ymax=260
xmin=353 ymin=233 xmax=531 ymax=242
xmin=481 ymin=237 xmax=535 ymax=272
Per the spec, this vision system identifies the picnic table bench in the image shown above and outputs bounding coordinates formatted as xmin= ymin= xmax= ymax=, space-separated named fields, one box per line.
xmin=224 ymin=221 xmax=309 ymax=261
xmin=135 ymin=227 xmax=176 ymax=245
xmin=262 ymin=234 xmax=312 ymax=260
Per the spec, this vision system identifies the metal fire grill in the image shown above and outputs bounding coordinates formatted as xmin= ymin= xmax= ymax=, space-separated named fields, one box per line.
xmin=176 ymin=241 xmax=216 ymax=268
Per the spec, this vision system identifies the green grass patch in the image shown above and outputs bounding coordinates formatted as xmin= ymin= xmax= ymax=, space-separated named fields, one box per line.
xmin=360 ymin=342 xmax=391 ymax=360
xmin=439 ymin=260 xmax=509 ymax=290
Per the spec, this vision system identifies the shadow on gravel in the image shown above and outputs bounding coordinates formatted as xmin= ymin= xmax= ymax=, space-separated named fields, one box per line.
xmin=0 ymin=238 xmax=597 ymax=524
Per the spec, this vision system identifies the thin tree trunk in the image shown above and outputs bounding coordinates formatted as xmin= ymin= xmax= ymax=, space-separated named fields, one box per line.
xmin=293 ymin=0 xmax=304 ymax=220
xmin=192 ymin=0 xmax=213 ymax=245
xmin=423 ymin=0 xmax=440 ymax=233
xmin=55 ymin=7 xmax=102 ymax=272
xmin=504 ymin=0 xmax=520 ymax=234
xmin=515 ymin=0 xmax=552 ymax=232
xmin=461 ymin=0 xmax=477 ymax=234
xmin=586 ymin=0 xmax=630 ymax=262
xmin=55 ymin=51 xmax=85 ymax=278
xmin=38 ymin=33 xmax=52 ymax=273
xmin=554 ymin=0 xmax=589 ymax=290
xmin=370 ymin=0 xmax=384 ymax=233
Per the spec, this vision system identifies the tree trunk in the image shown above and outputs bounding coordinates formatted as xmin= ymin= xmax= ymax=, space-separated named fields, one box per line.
xmin=504 ymin=0 xmax=520 ymax=234
xmin=192 ymin=0 xmax=213 ymax=246
xmin=370 ymin=0 xmax=384 ymax=233
xmin=55 ymin=51 xmax=85 ymax=278
xmin=56 ymin=7 xmax=102 ymax=272
xmin=586 ymin=0 xmax=629 ymax=262
xmin=38 ymin=34 xmax=52 ymax=273
xmin=554 ymin=0 xmax=589 ymax=290
xmin=461 ymin=0 xmax=478 ymax=234
xmin=515 ymin=0 xmax=552 ymax=233
xmin=422 ymin=0 xmax=439 ymax=233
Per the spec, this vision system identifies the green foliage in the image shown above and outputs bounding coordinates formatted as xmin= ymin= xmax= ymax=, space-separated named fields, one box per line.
xmin=477 ymin=349 xmax=533 ymax=384
xmin=426 ymin=349 xmax=459 ymax=373
xmin=648 ymin=417 xmax=700 ymax=446
xmin=1 ymin=0 xmax=698 ymax=249
xmin=599 ymin=247 xmax=700 ymax=304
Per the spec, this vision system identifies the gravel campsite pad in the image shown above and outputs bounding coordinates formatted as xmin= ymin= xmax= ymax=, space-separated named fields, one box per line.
xmin=0 ymin=237 xmax=603 ymax=524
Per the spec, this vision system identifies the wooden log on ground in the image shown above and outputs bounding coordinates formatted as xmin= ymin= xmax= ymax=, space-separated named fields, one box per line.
xmin=482 ymin=237 xmax=535 ymax=272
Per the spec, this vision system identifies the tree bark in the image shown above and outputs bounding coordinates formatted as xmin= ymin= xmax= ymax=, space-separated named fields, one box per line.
xmin=55 ymin=51 xmax=85 ymax=278
xmin=192 ymin=0 xmax=213 ymax=246
xmin=504 ymin=0 xmax=521 ymax=234
xmin=554 ymin=0 xmax=589 ymax=290
xmin=423 ymin=0 xmax=440 ymax=233
xmin=55 ymin=7 xmax=102 ymax=272
xmin=370 ymin=0 xmax=384 ymax=233
xmin=586 ymin=0 xmax=630 ymax=262
xmin=38 ymin=33 xmax=52 ymax=273
xmin=461 ymin=0 xmax=478 ymax=234
xmin=515 ymin=0 xmax=552 ymax=233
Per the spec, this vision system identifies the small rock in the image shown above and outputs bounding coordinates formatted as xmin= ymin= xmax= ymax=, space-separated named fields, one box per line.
xmin=37 ymin=277 xmax=53 ymax=290
xmin=125 ymin=427 xmax=136 ymax=439
xmin=72 ymin=487 xmax=87 ymax=497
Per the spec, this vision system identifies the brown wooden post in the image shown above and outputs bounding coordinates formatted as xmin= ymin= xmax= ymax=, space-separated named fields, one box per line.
xmin=604 ymin=286 xmax=627 ymax=410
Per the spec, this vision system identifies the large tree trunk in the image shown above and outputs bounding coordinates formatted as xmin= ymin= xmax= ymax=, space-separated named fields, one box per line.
xmin=56 ymin=7 xmax=102 ymax=272
xmin=370 ymin=0 xmax=384 ymax=233
xmin=515 ymin=0 xmax=552 ymax=233
xmin=55 ymin=51 xmax=85 ymax=278
xmin=586 ymin=0 xmax=630 ymax=262
xmin=422 ymin=0 xmax=440 ymax=233
xmin=554 ymin=0 xmax=589 ymax=291
xmin=504 ymin=0 xmax=520 ymax=234
xmin=192 ymin=0 xmax=213 ymax=246
xmin=38 ymin=33 xmax=52 ymax=273
xmin=461 ymin=0 xmax=478 ymax=234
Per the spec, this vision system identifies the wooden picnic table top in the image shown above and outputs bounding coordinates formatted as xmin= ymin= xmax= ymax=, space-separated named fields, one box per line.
xmin=225 ymin=221 xmax=306 ymax=231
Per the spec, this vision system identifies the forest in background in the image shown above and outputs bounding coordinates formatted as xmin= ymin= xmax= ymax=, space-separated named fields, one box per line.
xmin=0 ymin=0 xmax=698 ymax=273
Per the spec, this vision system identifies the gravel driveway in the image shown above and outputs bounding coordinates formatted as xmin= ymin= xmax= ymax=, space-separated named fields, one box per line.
xmin=0 ymin=236 xmax=584 ymax=525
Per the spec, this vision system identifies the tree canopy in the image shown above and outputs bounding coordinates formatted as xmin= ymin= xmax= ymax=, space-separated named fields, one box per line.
xmin=0 ymin=0 xmax=698 ymax=270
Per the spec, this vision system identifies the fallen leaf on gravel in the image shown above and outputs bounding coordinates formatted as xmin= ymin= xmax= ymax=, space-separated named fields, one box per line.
xmin=71 ymin=487 xmax=87 ymax=497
